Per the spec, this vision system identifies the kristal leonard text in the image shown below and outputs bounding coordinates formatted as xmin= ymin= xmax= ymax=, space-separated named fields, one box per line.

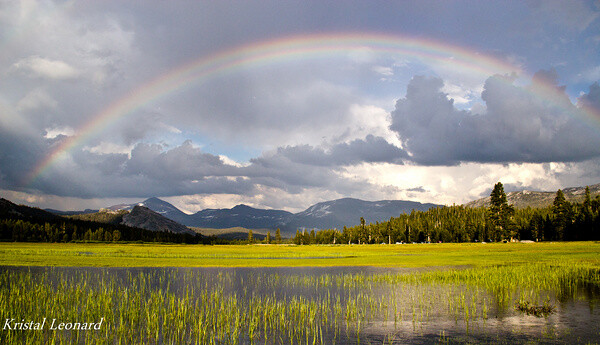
xmin=3 ymin=318 xmax=104 ymax=331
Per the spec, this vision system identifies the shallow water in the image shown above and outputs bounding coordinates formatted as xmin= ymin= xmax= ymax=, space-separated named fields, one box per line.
xmin=1 ymin=265 xmax=599 ymax=344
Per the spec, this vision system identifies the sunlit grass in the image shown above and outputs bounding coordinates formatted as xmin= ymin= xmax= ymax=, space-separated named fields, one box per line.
xmin=2 ymin=242 xmax=600 ymax=343
xmin=1 ymin=241 xmax=599 ymax=267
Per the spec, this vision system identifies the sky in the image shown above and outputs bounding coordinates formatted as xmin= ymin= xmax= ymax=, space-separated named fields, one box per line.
xmin=1 ymin=0 xmax=600 ymax=213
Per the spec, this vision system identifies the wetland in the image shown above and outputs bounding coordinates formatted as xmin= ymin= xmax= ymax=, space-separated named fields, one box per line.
xmin=1 ymin=245 xmax=600 ymax=344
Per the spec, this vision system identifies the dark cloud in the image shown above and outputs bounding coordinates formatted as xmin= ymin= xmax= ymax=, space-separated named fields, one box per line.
xmin=32 ymin=173 xmax=255 ymax=199
xmin=406 ymin=186 xmax=426 ymax=193
xmin=115 ymin=111 xmax=175 ymax=145
xmin=578 ymin=81 xmax=600 ymax=109
xmin=272 ymin=135 xmax=407 ymax=166
xmin=244 ymin=158 xmax=360 ymax=194
xmin=71 ymin=150 xmax=128 ymax=176
xmin=230 ymin=135 xmax=406 ymax=194
xmin=28 ymin=153 xmax=253 ymax=199
xmin=0 ymin=125 xmax=44 ymax=188
xmin=124 ymin=141 xmax=233 ymax=181
xmin=4 ymin=136 xmax=389 ymax=199
xmin=390 ymin=73 xmax=600 ymax=165
xmin=0 ymin=136 xmax=251 ymax=198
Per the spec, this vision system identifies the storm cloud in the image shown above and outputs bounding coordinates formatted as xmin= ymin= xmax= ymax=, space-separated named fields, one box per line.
xmin=390 ymin=73 xmax=600 ymax=165
xmin=5 ymin=136 xmax=389 ymax=199
xmin=1 ymin=1 xmax=599 ymax=211
xmin=269 ymin=135 xmax=407 ymax=167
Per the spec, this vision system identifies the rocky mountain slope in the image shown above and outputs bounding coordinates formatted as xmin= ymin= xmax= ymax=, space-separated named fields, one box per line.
xmin=465 ymin=183 xmax=600 ymax=208
xmin=189 ymin=204 xmax=292 ymax=229
xmin=58 ymin=204 xmax=196 ymax=235
xmin=121 ymin=206 xmax=195 ymax=235
xmin=284 ymin=198 xmax=440 ymax=231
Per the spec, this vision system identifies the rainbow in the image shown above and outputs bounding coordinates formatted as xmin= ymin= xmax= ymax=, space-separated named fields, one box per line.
xmin=25 ymin=32 xmax=596 ymax=186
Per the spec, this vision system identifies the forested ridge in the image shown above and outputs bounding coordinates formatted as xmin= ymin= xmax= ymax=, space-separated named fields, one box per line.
xmin=293 ymin=184 xmax=600 ymax=245
xmin=0 ymin=217 xmax=204 ymax=243
xmin=0 ymin=198 xmax=207 ymax=244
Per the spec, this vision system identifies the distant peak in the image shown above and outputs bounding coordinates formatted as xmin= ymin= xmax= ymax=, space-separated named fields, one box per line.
xmin=336 ymin=197 xmax=361 ymax=201
xmin=144 ymin=197 xmax=163 ymax=202
xmin=232 ymin=204 xmax=253 ymax=210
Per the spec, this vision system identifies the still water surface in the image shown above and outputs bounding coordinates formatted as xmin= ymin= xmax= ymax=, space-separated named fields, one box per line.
xmin=2 ymin=265 xmax=599 ymax=344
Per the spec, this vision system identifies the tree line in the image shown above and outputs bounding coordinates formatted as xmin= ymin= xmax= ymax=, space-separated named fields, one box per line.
xmin=0 ymin=214 xmax=212 ymax=244
xmin=2 ymin=182 xmax=599 ymax=245
xmin=293 ymin=183 xmax=600 ymax=245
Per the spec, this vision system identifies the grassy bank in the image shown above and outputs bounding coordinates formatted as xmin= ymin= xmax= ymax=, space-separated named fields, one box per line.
xmin=1 ymin=241 xmax=599 ymax=267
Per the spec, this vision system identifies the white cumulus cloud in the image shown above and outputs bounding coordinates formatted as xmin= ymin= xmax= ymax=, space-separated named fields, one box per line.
xmin=11 ymin=56 xmax=80 ymax=80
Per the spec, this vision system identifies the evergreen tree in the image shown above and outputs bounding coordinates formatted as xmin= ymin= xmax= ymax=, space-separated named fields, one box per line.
xmin=275 ymin=228 xmax=282 ymax=244
xmin=552 ymin=189 xmax=570 ymax=240
xmin=302 ymin=230 xmax=311 ymax=245
xmin=580 ymin=186 xmax=595 ymax=240
xmin=360 ymin=217 xmax=366 ymax=244
xmin=488 ymin=182 xmax=514 ymax=241
xmin=583 ymin=186 xmax=592 ymax=211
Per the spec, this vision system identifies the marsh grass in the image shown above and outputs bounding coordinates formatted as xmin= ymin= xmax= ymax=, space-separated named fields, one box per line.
xmin=2 ymin=241 xmax=600 ymax=267
xmin=1 ymin=260 xmax=600 ymax=344
xmin=514 ymin=299 xmax=555 ymax=317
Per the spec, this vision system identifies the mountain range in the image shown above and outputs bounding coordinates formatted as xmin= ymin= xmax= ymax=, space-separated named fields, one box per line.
xmin=109 ymin=183 xmax=599 ymax=233
xmin=11 ymin=182 xmax=600 ymax=238
xmin=98 ymin=197 xmax=440 ymax=235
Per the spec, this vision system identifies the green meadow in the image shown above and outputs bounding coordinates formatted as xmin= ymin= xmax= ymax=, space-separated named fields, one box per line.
xmin=1 ymin=241 xmax=599 ymax=267
xmin=2 ymin=242 xmax=600 ymax=344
